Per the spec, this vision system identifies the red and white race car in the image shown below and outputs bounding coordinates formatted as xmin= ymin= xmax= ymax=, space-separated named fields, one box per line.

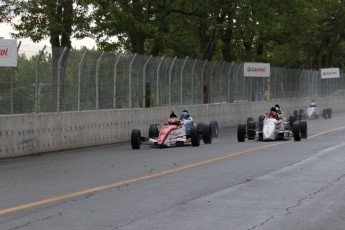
xmin=131 ymin=118 xmax=216 ymax=149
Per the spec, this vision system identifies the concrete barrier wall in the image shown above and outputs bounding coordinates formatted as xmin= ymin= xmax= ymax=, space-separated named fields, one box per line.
xmin=1 ymin=97 xmax=344 ymax=159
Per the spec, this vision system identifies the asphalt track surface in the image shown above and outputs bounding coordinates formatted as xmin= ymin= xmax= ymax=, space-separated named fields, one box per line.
xmin=1 ymin=112 xmax=345 ymax=230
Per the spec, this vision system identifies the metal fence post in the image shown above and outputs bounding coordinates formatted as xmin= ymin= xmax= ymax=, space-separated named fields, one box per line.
xmin=210 ymin=61 xmax=217 ymax=103
xmin=95 ymin=51 xmax=104 ymax=110
xmin=227 ymin=62 xmax=234 ymax=103
xmin=34 ymin=45 xmax=47 ymax=113
xmin=113 ymin=53 xmax=122 ymax=109
xmin=57 ymin=47 xmax=68 ymax=112
xmin=180 ymin=56 xmax=188 ymax=106
xmin=201 ymin=60 xmax=207 ymax=103
xmin=191 ymin=59 xmax=198 ymax=104
xmin=235 ymin=63 xmax=244 ymax=102
xmin=77 ymin=50 xmax=87 ymax=111
xmin=169 ymin=56 xmax=177 ymax=106
xmin=129 ymin=53 xmax=137 ymax=108
xmin=10 ymin=41 xmax=22 ymax=114
xmin=156 ymin=56 xmax=165 ymax=106
xmin=143 ymin=55 xmax=152 ymax=108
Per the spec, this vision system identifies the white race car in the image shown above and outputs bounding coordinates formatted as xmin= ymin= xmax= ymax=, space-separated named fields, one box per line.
xmin=305 ymin=104 xmax=319 ymax=119
xmin=238 ymin=112 xmax=307 ymax=142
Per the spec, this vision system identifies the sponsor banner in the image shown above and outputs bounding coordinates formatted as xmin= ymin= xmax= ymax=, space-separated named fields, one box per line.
xmin=0 ymin=39 xmax=18 ymax=67
xmin=320 ymin=68 xmax=340 ymax=79
xmin=244 ymin=62 xmax=270 ymax=77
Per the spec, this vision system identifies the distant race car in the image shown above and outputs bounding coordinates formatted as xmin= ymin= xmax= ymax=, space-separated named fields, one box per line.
xmin=305 ymin=104 xmax=319 ymax=119
xmin=237 ymin=112 xmax=307 ymax=142
xmin=298 ymin=105 xmax=332 ymax=120
xmin=131 ymin=119 xmax=218 ymax=149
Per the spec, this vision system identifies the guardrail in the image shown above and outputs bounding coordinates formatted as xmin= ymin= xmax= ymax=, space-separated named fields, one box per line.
xmin=0 ymin=97 xmax=343 ymax=159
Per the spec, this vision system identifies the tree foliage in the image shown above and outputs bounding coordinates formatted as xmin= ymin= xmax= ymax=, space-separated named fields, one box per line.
xmin=4 ymin=0 xmax=345 ymax=70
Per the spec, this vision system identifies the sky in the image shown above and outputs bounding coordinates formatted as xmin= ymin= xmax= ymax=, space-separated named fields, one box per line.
xmin=0 ymin=22 xmax=97 ymax=56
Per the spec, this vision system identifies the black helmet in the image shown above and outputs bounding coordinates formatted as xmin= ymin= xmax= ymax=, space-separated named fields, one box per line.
xmin=170 ymin=110 xmax=177 ymax=118
xmin=275 ymin=104 xmax=280 ymax=109
xmin=271 ymin=107 xmax=277 ymax=112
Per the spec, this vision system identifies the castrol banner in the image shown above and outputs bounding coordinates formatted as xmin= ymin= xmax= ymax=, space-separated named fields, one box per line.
xmin=243 ymin=62 xmax=270 ymax=77
xmin=0 ymin=39 xmax=18 ymax=67
xmin=320 ymin=68 xmax=340 ymax=79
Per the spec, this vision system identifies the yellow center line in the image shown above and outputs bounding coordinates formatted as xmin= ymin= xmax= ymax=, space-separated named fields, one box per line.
xmin=1 ymin=125 xmax=345 ymax=215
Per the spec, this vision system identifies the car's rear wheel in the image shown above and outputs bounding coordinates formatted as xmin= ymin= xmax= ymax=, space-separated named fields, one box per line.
xmin=322 ymin=109 xmax=328 ymax=119
xmin=247 ymin=121 xmax=256 ymax=140
xmin=202 ymin=124 xmax=212 ymax=144
xmin=237 ymin=124 xmax=246 ymax=142
xmin=327 ymin=108 xmax=332 ymax=118
xmin=210 ymin=121 xmax=219 ymax=138
xmin=247 ymin=117 xmax=254 ymax=126
xmin=300 ymin=121 xmax=307 ymax=139
xmin=197 ymin=122 xmax=204 ymax=136
xmin=258 ymin=115 xmax=265 ymax=131
xmin=289 ymin=115 xmax=295 ymax=129
xmin=293 ymin=110 xmax=298 ymax=118
xmin=131 ymin=129 xmax=142 ymax=149
xmin=292 ymin=123 xmax=301 ymax=141
xmin=149 ymin=124 xmax=159 ymax=138
xmin=298 ymin=109 xmax=305 ymax=121
xmin=191 ymin=126 xmax=200 ymax=147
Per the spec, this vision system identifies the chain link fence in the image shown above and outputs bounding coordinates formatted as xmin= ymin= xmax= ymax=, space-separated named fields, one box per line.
xmin=1 ymin=45 xmax=344 ymax=114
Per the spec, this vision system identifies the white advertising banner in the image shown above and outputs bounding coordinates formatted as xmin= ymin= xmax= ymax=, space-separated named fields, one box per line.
xmin=0 ymin=39 xmax=18 ymax=67
xmin=320 ymin=68 xmax=340 ymax=79
xmin=243 ymin=62 xmax=270 ymax=77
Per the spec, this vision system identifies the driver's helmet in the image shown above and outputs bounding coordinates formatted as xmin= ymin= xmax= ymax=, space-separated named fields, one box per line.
xmin=170 ymin=111 xmax=177 ymax=118
xmin=168 ymin=117 xmax=179 ymax=125
xmin=269 ymin=107 xmax=278 ymax=119
xmin=275 ymin=104 xmax=281 ymax=113
xmin=180 ymin=110 xmax=190 ymax=119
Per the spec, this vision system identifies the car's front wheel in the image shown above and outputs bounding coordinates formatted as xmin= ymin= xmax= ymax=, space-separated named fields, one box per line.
xmin=131 ymin=129 xmax=142 ymax=149
xmin=191 ymin=126 xmax=200 ymax=147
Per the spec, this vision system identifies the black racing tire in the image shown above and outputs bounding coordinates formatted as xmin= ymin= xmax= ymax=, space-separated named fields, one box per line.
xmin=300 ymin=120 xmax=308 ymax=139
xmin=298 ymin=109 xmax=305 ymax=121
xmin=258 ymin=115 xmax=265 ymax=131
xmin=197 ymin=122 xmax=204 ymax=135
xmin=210 ymin=121 xmax=219 ymax=138
xmin=289 ymin=115 xmax=295 ymax=129
xmin=237 ymin=124 xmax=246 ymax=142
xmin=292 ymin=122 xmax=301 ymax=141
xmin=322 ymin=109 xmax=328 ymax=119
xmin=247 ymin=117 xmax=254 ymax=127
xmin=327 ymin=108 xmax=332 ymax=119
xmin=247 ymin=120 xmax=256 ymax=140
xmin=131 ymin=129 xmax=142 ymax=149
xmin=247 ymin=117 xmax=254 ymax=122
xmin=149 ymin=124 xmax=159 ymax=138
xmin=293 ymin=110 xmax=299 ymax=121
xmin=298 ymin=114 xmax=306 ymax=121
xmin=293 ymin=110 xmax=298 ymax=117
xmin=191 ymin=126 xmax=200 ymax=147
xmin=202 ymin=124 xmax=212 ymax=144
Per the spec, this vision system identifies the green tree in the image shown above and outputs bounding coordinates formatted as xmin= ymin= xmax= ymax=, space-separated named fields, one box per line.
xmin=5 ymin=0 xmax=91 ymax=111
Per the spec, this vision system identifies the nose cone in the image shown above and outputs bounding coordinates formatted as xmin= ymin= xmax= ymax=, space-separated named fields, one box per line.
xmin=263 ymin=119 xmax=276 ymax=140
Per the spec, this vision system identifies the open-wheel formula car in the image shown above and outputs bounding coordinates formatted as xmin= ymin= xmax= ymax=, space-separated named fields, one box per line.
xmin=131 ymin=119 xmax=218 ymax=149
xmin=237 ymin=112 xmax=307 ymax=142
xmin=294 ymin=106 xmax=332 ymax=120
xmin=305 ymin=104 xmax=319 ymax=119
